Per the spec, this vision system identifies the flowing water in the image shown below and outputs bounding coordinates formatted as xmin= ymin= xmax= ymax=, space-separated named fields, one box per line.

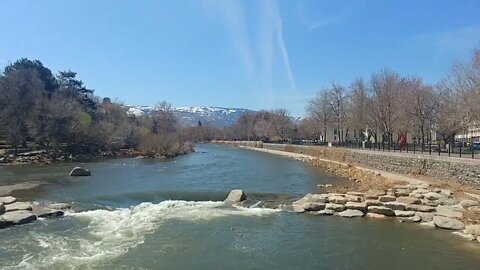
xmin=0 ymin=144 xmax=479 ymax=269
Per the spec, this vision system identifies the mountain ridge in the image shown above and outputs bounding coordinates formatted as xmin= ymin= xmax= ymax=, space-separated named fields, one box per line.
xmin=126 ymin=105 xmax=254 ymax=128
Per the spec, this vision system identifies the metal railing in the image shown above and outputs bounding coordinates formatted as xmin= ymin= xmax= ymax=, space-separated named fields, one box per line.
xmin=289 ymin=140 xmax=479 ymax=159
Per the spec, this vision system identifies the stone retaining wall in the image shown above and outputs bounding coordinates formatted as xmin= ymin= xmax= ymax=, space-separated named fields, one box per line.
xmin=214 ymin=141 xmax=480 ymax=188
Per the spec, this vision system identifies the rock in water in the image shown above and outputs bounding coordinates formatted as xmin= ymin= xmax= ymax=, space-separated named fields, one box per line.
xmin=0 ymin=203 xmax=5 ymax=215
xmin=69 ymin=167 xmax=91 ymax=176
xmin=433 ymin=216 xmax=465 ymax=230
xmin=302 ymin=203 xmax=325 ymax=211
xmin=0 ymin=196 xmax=17 ymax=204
xmin=338 ymin=209 xmax=364 ymax=218
xmin=0 ymin=210 xmax=37 ymax=228
xmin=5 ymin=202 xmax=32 ymax=212
xmin=225 ymin=189 xmax=246 ymax=204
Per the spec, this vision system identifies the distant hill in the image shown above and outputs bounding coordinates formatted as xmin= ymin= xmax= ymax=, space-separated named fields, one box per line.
xmin=126 ymin=105 xmax=254 ymax=128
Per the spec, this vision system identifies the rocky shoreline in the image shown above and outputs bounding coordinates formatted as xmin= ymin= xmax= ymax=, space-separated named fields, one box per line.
xmin=0 ymin=147 xmax=195 ymax=166
xmin=291 ymin=184 xmax=480 ymax=243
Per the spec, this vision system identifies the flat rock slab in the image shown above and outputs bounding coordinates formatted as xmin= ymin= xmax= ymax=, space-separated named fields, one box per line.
xmin=338 ymin=209 xmax=364 ymax=218
xmin=0 ymin=196 xmax=17 ymax=204
xmin=5 ymin=202 xmax=32 ymax=212
xmin=378 ymin=195 xmax=396 ymax=202
xmin=435 ymin=205 xmax=463 ymax=219
xmin=325 ymin=203 xmax=346 ymax=212
xmin=314 ymin=209 xmax=335 ymax=215
xmin=394 ymin=210 xmax=416 ymax=217
xmin=31 ymin=204 xmax=65 ymax=218
xmin=366 ymin=213 xmax=388 ymax=219
xmin=397 ymin=197 xmax=421 ymax=205
xmin=302 ymin=202 xmax=325 ymax=211
xmin=405 ymin=204 xmax=435 ymax=212
xmin=329 ymin=196 xmax=347 ymax=204
xmin=365 ymin=200 xmax=384 ymax=206
xmin=368 ymin=206 xmax=395 ymax=216
xmin=398 ymin=215 xmax=421 ymax=223
xmin=345 ymin=202 xmax=367 ymax=212
xmin=384 ymin=202 xmax=406 ymax=211
xmin=365 ymin=190 xmax=386 ymax=199
xmin=0 ymin=210 xmax=37 ymax=227
xmin=433 ymin=216 xmax=465 ymax=230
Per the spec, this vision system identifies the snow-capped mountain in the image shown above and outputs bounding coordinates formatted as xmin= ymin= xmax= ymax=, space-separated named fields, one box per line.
xmin=126 ymin=105 xmax=253 ymax=128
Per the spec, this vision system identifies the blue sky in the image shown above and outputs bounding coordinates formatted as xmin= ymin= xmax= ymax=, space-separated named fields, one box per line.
xmin=1 ymin=0 xmax=479 ymax=116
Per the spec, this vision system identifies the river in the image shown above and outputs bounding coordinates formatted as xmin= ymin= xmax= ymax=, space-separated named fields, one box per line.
xmin=0 ymin=144 xmax=479 ymax=269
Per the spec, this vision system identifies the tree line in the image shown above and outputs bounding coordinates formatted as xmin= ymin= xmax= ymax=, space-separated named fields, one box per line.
xmin=303 ymin=48 xmax=479 ymax=146
xmin=0 ymin=59 xmax=192 ymax=157
xmin=219 ymin=48 xmax=480 ymax=147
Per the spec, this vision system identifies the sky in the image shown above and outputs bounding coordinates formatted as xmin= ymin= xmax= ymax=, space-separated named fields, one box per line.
xmin=1 ymin=0 xmax=479 ymax=116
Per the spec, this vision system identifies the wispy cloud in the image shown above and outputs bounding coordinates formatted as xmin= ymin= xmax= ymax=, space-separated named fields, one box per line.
xmin=204 ymin=0 xmax=296 ymax=107
xmin=206 ymin=0 xmax=256 ymax=82
xmin=276 ymin=18 xmax=296 ymax=90
xmin=308 ymin=19 xmax=331 ymax=31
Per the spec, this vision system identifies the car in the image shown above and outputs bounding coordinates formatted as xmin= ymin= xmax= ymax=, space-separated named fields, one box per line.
xmin=473 ymin=141 xmax=480 ymax=150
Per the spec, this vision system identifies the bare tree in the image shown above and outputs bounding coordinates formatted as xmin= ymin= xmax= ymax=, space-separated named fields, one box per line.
xmin=403 ymin=77 xmax=437 ymax=145
xmin=306 ymin=91 xmax=332 ymax=142
xmin=370 ymin=69 xmax=403 ymax=146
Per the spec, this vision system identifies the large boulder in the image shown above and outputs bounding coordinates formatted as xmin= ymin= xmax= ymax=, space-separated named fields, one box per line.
xmin=367 ymin=206 xmax=395 ymax=216
xmin=224 ymin=189 xmax=246 ymax=204
xmin=69 ymin=167 xmax=91 ymax=176
xmin=433 ymin=216 xmax=465 ymax=230
xmin=0 ymin=196 xmax=16 ymax=204
xmin=338 ymin=209 xmax=364 ymax=218
xmin=0 ymin=210 xmax=37 ymax=228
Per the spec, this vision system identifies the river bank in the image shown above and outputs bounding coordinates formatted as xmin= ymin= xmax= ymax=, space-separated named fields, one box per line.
xmin=0 ymin=147 xmax=195 ymax=166
xmin=214 ymin=141 xmax=480 ymax=244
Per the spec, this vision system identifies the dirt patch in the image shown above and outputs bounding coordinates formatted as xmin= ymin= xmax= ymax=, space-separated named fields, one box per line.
xmin=309 ymin=159 xmax=407 ymax=193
